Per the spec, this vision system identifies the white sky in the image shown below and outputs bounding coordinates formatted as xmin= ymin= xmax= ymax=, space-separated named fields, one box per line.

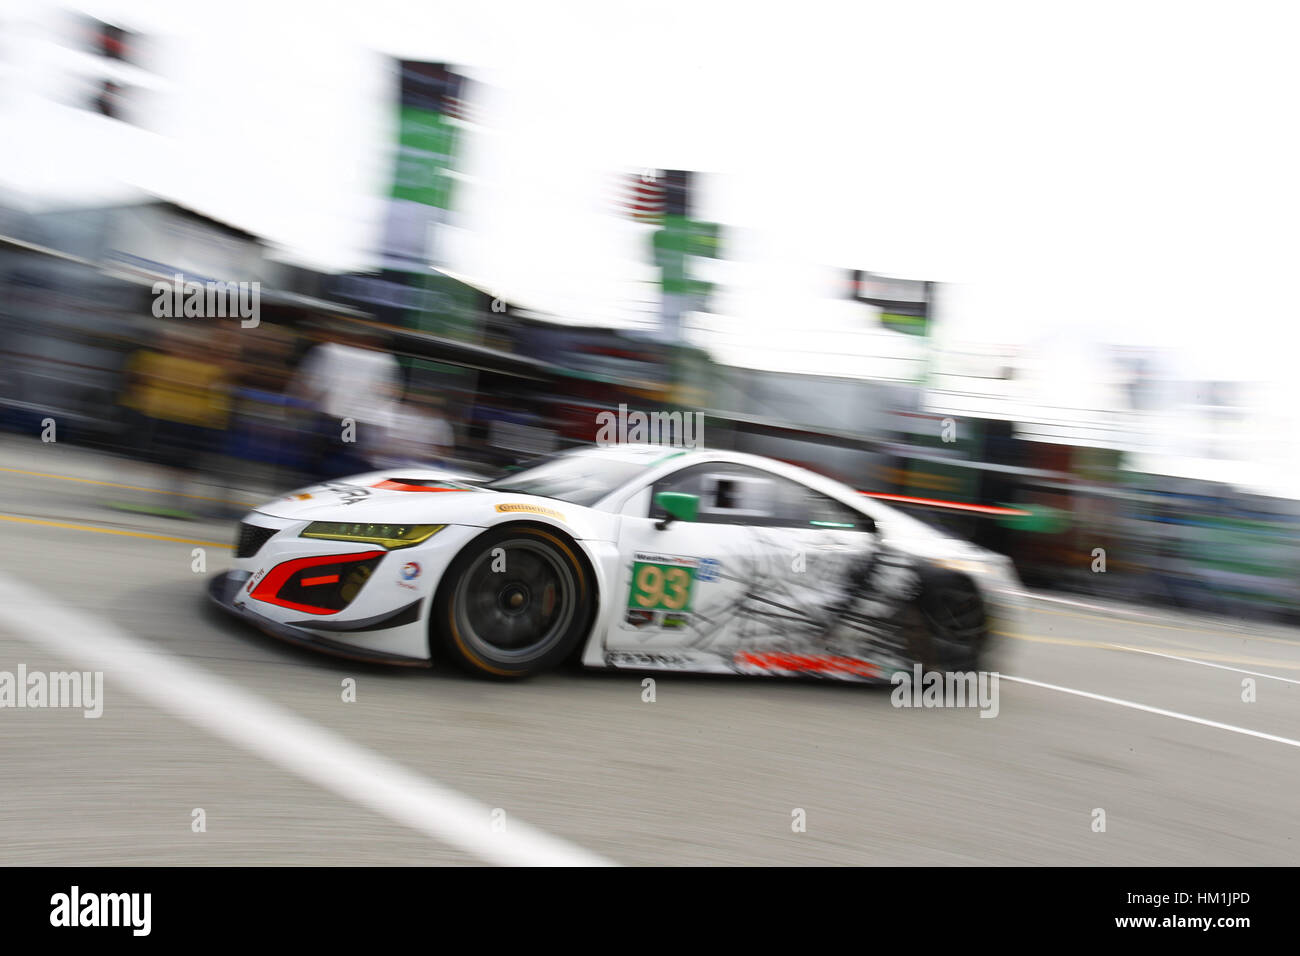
xmin=4 ymin=0 xmax=1300 ymax=389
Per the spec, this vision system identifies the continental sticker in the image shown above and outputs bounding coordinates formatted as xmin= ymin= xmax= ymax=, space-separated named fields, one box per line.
xmin=495 ymin=503 xmax=566 ymax=521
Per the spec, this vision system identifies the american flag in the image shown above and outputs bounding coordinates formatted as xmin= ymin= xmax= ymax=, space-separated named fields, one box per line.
xmin=440 ymin=92 xmax=476 ymax=124
xmin=398 ymin=61 xmax=477 ymax=124
xmin=620 ymin=171 xmax=666 ymax=223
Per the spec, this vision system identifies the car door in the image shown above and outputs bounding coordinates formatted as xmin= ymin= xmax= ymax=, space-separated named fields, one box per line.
xmin=606 ymin=462 xmax=883 ymax=674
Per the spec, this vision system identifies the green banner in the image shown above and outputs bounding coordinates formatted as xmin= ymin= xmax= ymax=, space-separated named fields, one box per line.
xmin=391 ymin=107 xmax=458 ymax=210
xmin=653 ymin=215 xmax=721 ymax=296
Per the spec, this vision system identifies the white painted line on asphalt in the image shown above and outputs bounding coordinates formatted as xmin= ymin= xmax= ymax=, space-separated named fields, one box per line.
xmin=1114 ymin=645 xmax=1300 ymax=686
xmin=1002 ymin=674 xmax=1300 ymax=750
xmin=0 ymin=572 xmax=614 ymax=867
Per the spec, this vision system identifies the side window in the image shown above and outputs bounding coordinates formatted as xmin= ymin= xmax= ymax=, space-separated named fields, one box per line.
xmin=649 ymin=464 xmax=873 ymax=531
xmin=649 ymin=464 xmax=775 ymax=524
xmin=775 ymin=480 xmax=873 ymax=531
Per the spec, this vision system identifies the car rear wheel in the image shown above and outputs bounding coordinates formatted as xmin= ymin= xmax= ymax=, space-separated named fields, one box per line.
xmin=434 ymin=524 xmax=593 ymax=679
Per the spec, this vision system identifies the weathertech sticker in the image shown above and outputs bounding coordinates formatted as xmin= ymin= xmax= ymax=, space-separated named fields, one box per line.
xmin=495 ymin=503 xmax=565 ymax=520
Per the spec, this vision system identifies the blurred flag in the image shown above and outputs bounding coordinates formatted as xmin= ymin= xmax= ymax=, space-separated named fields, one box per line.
xmin=620 ymin=169 xmax=723 ymax=338
xmin=84 ymin=17 xmax=137 ymax=63
xmin=621 ymin=171 xmax=666 ymax=223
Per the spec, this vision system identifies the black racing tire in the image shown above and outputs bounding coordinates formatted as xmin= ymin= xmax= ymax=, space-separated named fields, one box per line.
xmin=433 ymin=524 xmax=594 ymax=679
xmin=903 ymin=566 xmax=988 ymax=673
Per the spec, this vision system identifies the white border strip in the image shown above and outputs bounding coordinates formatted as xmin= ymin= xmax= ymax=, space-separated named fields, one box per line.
xmin=1010 ymin=589 xmax=1164 ymax=620
xmin=0 ymin=573 xmax=613 ymax=867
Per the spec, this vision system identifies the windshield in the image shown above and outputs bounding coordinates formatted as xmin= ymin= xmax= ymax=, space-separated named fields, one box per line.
xmin=484 ymin=453 xmax=649 ymax=506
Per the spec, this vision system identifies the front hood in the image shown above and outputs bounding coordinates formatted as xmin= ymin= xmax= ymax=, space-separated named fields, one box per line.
xmin=248 ymin=469 xmax=607 ymax=538
xmin=867 ymin=499 xmax=1020 ymax=588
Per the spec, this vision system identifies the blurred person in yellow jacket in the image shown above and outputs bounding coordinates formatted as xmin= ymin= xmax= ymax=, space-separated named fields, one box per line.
xmin=118 ymin=325 xmax=233 ymax=518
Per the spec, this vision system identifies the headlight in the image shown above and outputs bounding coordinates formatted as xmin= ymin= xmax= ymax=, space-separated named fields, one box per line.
xmin=300 ymin=522 xmax=446 ymax=550
xmin=934 ymin=555 xmax=1021 ymax=593
xmin=933 ymin=557 xmax=991 ymax=576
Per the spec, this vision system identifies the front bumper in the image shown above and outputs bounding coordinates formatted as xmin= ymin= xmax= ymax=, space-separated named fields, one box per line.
xmin=206 ymin=570 xmax=432 ymax=667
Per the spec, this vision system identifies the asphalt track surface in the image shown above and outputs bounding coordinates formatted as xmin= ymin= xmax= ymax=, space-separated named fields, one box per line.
xmin=2 ymin=435 xmax=1299 ymax=866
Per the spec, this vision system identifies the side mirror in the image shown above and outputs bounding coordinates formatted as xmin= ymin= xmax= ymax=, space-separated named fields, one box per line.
xmin=654 ymin=491 xmax=699 ymax=530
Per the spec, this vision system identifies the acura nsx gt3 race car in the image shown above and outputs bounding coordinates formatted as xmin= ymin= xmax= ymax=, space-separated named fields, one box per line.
xmin=208 ymin=445 xmax=1021 ymax=680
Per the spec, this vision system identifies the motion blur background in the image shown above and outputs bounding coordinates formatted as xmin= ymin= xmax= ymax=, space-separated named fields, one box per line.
xmin=3 ymin=0 xmax=1300 ymax=621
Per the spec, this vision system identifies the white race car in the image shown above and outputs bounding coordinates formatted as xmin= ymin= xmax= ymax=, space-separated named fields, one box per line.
xmin=209 ymin=444 xmax=1020 ymax=680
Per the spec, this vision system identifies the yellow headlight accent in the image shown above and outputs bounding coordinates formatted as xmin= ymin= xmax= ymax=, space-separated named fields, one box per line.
xmin=933 ymin=557 xmax=989 ymax=576
xmin=300 ymin=522 xmax=446 ymax=550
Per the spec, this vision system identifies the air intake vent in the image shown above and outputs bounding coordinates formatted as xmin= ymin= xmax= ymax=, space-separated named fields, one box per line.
xmin=234 ymin=522 xmax=277 ymax=558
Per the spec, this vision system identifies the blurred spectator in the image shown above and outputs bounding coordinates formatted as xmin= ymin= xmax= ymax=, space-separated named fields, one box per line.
xmin=367 ymin=386 xmax=455 ymax=468
xmin=477 ymin=393 xmax=557 ymax=467
xmin=238 ymin=325 xmax=298 ymax=393
xmin=116 ymin=325 xmax=231 ymax=517
xmin=289 ymin=321 xmax=399 ymax=478
xmin=222 ymin=325 xmax=317 ymax=484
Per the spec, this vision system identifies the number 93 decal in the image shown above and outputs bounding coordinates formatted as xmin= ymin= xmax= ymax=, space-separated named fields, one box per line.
xmin=628 ymin=560 xmax=696 ymax=612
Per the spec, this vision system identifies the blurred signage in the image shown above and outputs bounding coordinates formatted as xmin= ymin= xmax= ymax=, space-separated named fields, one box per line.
xmin=850 ymin=269 xmax=933 ymax=336
xmin=375 ymin=60 xmax=487 ymax=351
xmin=654 ymin=216 xmax=720 ymax=297
xmin=379 ymin=61 xmax=467 ymax=271
xmin=648 ymin=170 xmax=721 ymax=305
xmin=330 ymin=271 xmax=481 ymax=340
xmin=106 ymin=205 xmax=264 ymax=284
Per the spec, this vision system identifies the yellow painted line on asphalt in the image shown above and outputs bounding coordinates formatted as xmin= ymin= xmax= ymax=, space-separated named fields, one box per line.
xmin=0 ymin=465 xmax=257 ymax=507
xmin=996 ymin=628 xmax=1300 ymax=672
xmin=993 ymin=629 xmax=1103 ymax=650
xmin=0 ymin=513 xmax=229 ymax=548
xmin=999 ymin=624 xmax=1234 ymax=660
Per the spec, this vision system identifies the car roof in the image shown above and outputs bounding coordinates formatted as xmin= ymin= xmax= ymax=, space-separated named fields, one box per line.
xmin=567 ymin=443 xmax=867 ymax=509
xmin=570 ymin=442 xmax=806 ymax=474
xmin=565 ymin=443 xmax=697 ymax=466
xmin=558 ymin=444 xmax=968 ymax=549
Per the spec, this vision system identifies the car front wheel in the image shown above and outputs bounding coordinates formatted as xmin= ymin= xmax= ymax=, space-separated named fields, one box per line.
xmin=434 ymin=524 xmax=593 ymax=679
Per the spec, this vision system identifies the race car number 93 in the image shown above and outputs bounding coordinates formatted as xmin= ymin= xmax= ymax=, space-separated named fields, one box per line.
xmin=629 ymin=561 xmax=694 ymax=612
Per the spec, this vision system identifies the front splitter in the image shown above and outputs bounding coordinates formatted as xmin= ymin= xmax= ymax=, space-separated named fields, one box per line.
xmin=206 ymin=570 xmax=431 ymax=668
